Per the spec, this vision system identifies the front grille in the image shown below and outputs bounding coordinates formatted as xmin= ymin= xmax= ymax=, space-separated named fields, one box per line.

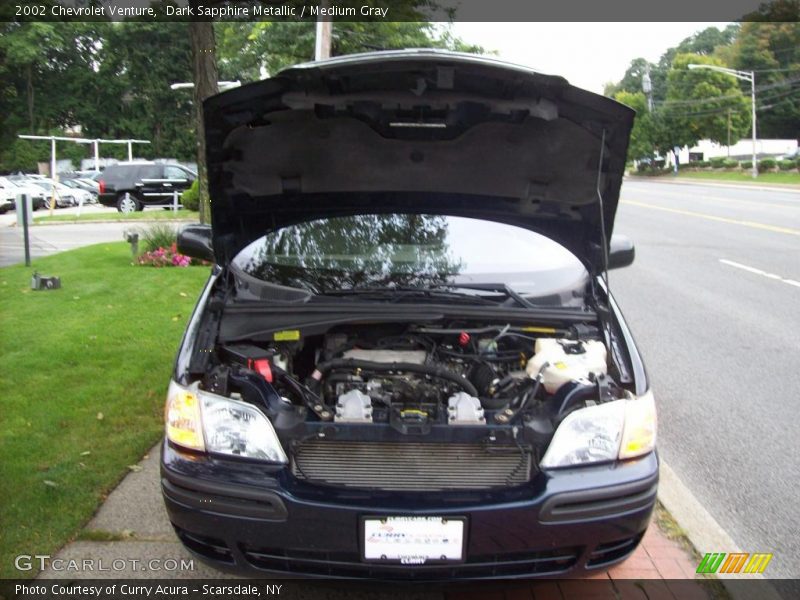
xmin=241 ymin=545 xmax=578 ymax=578
xmin=291 ymin=440 xmax=531 ymax=491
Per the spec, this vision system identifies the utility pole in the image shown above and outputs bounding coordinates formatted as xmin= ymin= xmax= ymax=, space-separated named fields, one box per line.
xmin=727 ymin=109 xmax=731 ymax=157
xmin=642 ymin=64 xmax=653 ymax=112
xmin=50 ymin=138 xmax=56 ymax=215
xmin=315 ymin=0 xmax=332 ymax=60
xmin=750 ymin=71 xmax=757 ymax=177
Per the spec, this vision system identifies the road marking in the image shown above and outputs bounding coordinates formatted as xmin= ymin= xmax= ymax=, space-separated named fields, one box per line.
xmin=719 ymin=259 xmax=800 ymax=288
xmin=622 ymin=200 xmax=800 ymax=236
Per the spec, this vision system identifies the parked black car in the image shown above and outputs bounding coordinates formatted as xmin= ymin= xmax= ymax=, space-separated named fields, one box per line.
xmin=163 ymin=50 xmax=657 ymax=579
xmin=97 ymin=162 xmax=195 ymax=212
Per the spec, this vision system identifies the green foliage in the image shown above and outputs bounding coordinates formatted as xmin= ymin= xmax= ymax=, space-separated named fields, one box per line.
xmin=777 ymin=159 xmax=795 ymax=170
xmin=664 ymin=54 xmax=750 ymax=147
xmin=673 ymin=170 xmax=800 ymax=185
xmin=0 ymin=138 xmax=46 ymax=172
xmin=606 ymin=23 xmax=798 ymax=160
xmin=709 ymin=156 xmax=727 ymax=168
xmin=215 ymin=22 xmax=487 ymax=83
xmin=757 ymin=157 xmax=777 ymax=172
xmin=723 ymin=159 xmax=740 ymax=169
xmin=180 ymin=179 xmax=199 ymax=211
xmin=728 ymin=20 xmax=800 ymax=139
xmin=140 ymin=223 xmax=177 ymax=253
xmin=0 ymin=22 xmax=195 ymax=172
xmin=741 ymin=160 xmax=753 ymax=169
xmin=614 ymin=91 xmax=657 ymax=162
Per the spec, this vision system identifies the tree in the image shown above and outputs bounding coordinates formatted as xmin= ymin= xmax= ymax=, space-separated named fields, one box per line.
xmin=215 ymin=21 xmax=485 ymax=83
xmin=606 ymin=26 xmax=739 ymax=105
xmin=661 ymin=53 xmax=750 ymax=147
xmin=605 ymin=58 xmax=652 ymax=97
xmin=729 ymin=20 xmax=800 ymax=139
xmin=613 ymin=91 xmax=657 ymax=162
xmin=93 ymin=23 xmax=194 ymax=160
xmin=0 ymin=22 xmax=110 ymax=170
xmin=189 ymin=22 xmax=218 ymax=224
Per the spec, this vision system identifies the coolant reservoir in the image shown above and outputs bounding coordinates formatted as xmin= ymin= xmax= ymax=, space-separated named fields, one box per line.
xmin=526 ymin=338 xmax=607 ymax=394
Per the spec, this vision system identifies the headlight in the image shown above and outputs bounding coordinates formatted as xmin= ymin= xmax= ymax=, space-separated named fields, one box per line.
xmin=165 ymin=381 xmax=287 ymax=463
xmin=540 ymin=390 xmax=656 ymax=469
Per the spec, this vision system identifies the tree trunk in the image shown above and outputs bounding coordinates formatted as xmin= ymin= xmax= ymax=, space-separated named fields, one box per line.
xmin=189 ymin=22 xmax=219 ymax=225
xmin=26 ymin=64 xmax=35 ymax=131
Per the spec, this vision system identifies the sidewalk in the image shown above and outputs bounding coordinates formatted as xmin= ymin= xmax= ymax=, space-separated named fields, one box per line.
xmin=624 ymin=174 xmax=800 ymax=193
xmin=36 ymin=444 xmax=717 ymax=598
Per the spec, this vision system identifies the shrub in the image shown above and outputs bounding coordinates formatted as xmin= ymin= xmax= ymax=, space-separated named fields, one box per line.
xmin=740 ymin=160 xmax=753 ymax=169
xmin=778 ymin=159 xmax=796 ymax=171
xmin=709 ymin=157 xmax=727 ymax=168
xmin=180 ymin=179 xmax=199 ymax=211
xmin=723 ymin=159 xmax=739 ymax=169
xmin=141 ymin=223 xmax=177 ymax=253
xmin=757 ymin=157 xmax=777 ymax=173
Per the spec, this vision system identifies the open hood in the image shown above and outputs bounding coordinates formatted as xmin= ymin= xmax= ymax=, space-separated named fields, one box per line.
xmin=204 ymin=50 xmax=634 ymax=273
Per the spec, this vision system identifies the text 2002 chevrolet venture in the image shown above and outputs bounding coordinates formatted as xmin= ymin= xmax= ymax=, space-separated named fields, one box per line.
xmin=162 ymin=50 xmax=658 ymax=579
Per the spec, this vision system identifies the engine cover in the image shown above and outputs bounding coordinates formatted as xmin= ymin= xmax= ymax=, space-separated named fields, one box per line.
xmin=342 ymin=348 xmax=427 ymax=364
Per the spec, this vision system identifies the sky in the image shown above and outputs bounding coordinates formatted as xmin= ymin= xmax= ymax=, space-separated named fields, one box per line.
xmin=450 ymin=22 xmax=732 ymax=94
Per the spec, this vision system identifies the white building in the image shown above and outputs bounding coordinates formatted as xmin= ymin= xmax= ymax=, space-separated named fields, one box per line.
xmin=676 ymin=139 xmax=797 ymax=164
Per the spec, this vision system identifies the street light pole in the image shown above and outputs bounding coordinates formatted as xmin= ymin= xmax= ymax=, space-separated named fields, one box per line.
xmin=750 ymin=73 xmax=757 ymax=178
xmin=688 ymin=64 xmax=757 ymax=178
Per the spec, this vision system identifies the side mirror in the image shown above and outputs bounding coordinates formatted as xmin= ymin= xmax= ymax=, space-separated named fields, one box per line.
xmin=608 ymin=234 xmax=635 ymax=269
xmin=177 ymin=224 xmax=214 ymax=262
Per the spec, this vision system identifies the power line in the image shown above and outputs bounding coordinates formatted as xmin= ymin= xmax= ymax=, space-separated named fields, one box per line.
xmin=750 ymin=66 xmax=800 ymax=73
xmin=655 ymin=88 xmax=800 ymax=118
xmin=652 ymin=77 xmax=800 ymax=108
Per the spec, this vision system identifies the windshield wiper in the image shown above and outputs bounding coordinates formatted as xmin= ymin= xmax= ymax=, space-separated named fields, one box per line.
xmin=318 ymin=286 xmax=499 ymax=306
xmin=318 ymin=284 xmax=539 ymax=308
xmin=433 ymin=283 xmax=537 ymax=309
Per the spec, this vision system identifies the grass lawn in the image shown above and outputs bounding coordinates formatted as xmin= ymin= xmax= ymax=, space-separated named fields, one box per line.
xmin=0 ymin=243 xmax=209 ymax=578
xmin=34 ymin=209 xmax=199 ymax=224
xmin=647 ymin=171 xmax=800 ymax=186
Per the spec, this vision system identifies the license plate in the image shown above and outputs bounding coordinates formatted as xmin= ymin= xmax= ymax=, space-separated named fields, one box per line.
xmin=362 ymin=516 xmax=465 ymax=564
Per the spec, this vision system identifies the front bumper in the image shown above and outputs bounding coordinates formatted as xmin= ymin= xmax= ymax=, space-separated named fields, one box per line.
xmin=161 ymin=440 xmax=658 ymax=579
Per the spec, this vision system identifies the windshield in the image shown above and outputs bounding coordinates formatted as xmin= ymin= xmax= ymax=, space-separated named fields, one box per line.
xmin=232 ymin=215 xmax=588 ymax=304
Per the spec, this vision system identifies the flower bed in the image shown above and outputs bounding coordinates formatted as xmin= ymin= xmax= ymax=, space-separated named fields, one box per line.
xmin=137 ymin=243 xmax=193 ymax=267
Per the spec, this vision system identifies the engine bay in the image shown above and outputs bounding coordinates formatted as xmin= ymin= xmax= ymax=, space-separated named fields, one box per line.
xmin=200 ymin=319 xmax=630 ymax=438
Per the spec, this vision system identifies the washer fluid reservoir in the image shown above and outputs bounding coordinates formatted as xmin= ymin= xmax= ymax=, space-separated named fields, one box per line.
xmin=526 ymin=338 xmax=608 ymax=394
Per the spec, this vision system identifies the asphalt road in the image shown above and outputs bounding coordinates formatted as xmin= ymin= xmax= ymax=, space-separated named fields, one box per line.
xmin=611 ymin=180 xmax=800 ymax=580
xmin=0 ymin=206 xmax=179 ymax=267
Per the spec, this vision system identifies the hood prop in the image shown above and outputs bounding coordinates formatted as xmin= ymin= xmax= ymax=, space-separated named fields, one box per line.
xmin=594 ymin=129 xmax=613 ymax=351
